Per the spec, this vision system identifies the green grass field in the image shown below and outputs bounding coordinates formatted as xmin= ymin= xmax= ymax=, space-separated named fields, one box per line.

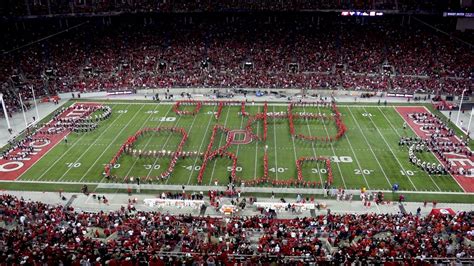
xmin=14 ymin=100 xmax=465 ymax=198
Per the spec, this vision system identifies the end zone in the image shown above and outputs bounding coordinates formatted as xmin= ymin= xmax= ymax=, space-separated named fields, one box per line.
xmin=0 ymin=103 xmax=104 ymax=181
xmin=396 ymin=106 xmax=474 ymax=192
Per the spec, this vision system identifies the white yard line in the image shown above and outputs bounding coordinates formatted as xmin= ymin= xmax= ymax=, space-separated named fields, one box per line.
xmin=342 ymin=134 xmax=371 ymax=189
xmin=272 ymin=106 xmax=279 ymax=180
xmin=361 ymin=106 xmax=418 ymax=191
xmin=90 ymin=101 xmax=413 ymax=108
xmin=253 ymin=106 xmax=261 ymax=180
xmin=379 ymin=107 xmax=441 ymax=191
xmin=162 ymin=113 xmax=199 ymax=184
xmin=80 ymin=104 xmax=167 ymax=182
xmin=19 ymin=137 xmax=66 ymax=181
xmin=19 ymin=103 xmax=109 ymax=181
xmin=120 ymin=105 xmax=176 ymax=182
xmin=290 ymin=125 xmax=299 ymax=170
xmin=186 ymin=106 xmax=217 ymax=185
xmin=302 ymin=106 xmax=324 ymax=186
xmin=62 ymin=104 xmax=145 ymax=182
xmin=419 ymin=106 xmax=467 ymax=192
xmin=323 ymin=107 xmax=372 ymax=189
xmin=143 ymin=117 xmax=181 ymax=183
xmin=4 ymin=179 xmax=473 ymax=196
xmin=35 ymin=104 xmax=129 ymax=181
xmin=235 ymin=110 xmax=245 ymax=164
xmin=119 ymin=105 xmax=175 ymax=181
xmin=208 ymin=106 xmax=232 ymax=185
xmin=315 ymin=106 xmax=347 ymax=189
xmin=346 ymin=107 xmax=393 ymax=188
xmin=18 ymin=103 xmax=90 ymax=181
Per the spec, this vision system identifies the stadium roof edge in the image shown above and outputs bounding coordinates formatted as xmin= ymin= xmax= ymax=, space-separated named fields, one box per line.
xmin=1 ymin=9 xmax=446 ymax=21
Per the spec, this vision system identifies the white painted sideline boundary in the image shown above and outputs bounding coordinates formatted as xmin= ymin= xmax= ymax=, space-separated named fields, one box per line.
xmin=75 ymin=100 xmax=425 ymax=108
xmin=4 ymin=99 xmax=470 ymax=197
xmin=0 ymin=180 xmax=472 ymax=196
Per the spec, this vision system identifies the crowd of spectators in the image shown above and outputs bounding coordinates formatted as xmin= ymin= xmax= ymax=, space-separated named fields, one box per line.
xmin=0 ymin=15 xmax=472 ymax=115
xmin=0 ymin=193 xmax=472 ymax=264
xmin=1 ymin=0 xmax=469 ymax=17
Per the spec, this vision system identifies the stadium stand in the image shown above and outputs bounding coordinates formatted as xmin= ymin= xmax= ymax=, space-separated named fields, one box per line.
xmin=1 ymin=14 xmax=472 ymax=116
xmin=0 ymin=3 xmax=474 ymax=264
xmin=0 ymin=0 xmax=470 ymax=16
xmin=0 ymin=193 xmax=472 ymax=264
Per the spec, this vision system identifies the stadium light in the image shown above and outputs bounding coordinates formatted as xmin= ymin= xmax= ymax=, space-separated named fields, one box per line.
xmin=18 ymin=93 xmax=28 ymax=128
xmin=455 ymin=89 xmax=468 ymax=128
xmin=467 ymin=107 xmax=473 ymax=138
xmin=0 ymin=93 xmax=12 ymax=131
xmin=30 ymin=85 xmax=40 ymax=123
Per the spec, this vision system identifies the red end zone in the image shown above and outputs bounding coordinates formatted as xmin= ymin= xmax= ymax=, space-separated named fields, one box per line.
xmin=396 ymin=106 xmax=474 ymax=192
xmin=0 ymin=103 xmax=101 ymax=181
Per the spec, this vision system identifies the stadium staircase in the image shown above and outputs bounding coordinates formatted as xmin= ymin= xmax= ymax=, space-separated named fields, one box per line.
xmin=398 ymin=203 xmax=407 ymax=214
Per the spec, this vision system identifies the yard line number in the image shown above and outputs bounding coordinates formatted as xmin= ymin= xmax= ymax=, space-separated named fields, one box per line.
xmin=227 ymin=166 xmax=242 ymax=172
xmin=354 ymin=169 xmax=374 ymax=175
xmin=102 ymin=163 xmax=121 ymax=169
xmin=145 ymin=110 xmax=159 ymax=114
xmin=66 ymin=162 xmax=81 ymax=168
xmin=312 ymin=168 xmax=373 ymax=175
xmin=330 ymin=156 xmax=353 ymax=163
xmin=184 ymin=165 xmax=201 ymax=171
xmin=159 ymin=117 xmax=176 ymax=122
xmin=400 ymin=170 xmax=416 ymax=176
xmin=312 ymin=168 xmax=327 ymax=174
xmin=269 ymin=167 xmax=288 ymax=173
xmin=144 ymin=164 xmax=161 ymax=170
xmin=150 ymin=117 xmax=175 ymax=122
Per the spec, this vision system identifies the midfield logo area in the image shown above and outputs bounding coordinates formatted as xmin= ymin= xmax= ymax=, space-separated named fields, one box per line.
xmin=0 ymin=103 xmax=111 ymax=180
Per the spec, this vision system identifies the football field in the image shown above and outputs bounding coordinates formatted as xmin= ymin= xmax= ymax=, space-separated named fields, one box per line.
xmin=16 ymin=100 xmax=464 ymax=194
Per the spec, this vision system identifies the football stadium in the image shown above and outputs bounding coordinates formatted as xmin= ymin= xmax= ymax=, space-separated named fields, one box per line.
xmin=0 ymin=1 xmax=473 ymax=264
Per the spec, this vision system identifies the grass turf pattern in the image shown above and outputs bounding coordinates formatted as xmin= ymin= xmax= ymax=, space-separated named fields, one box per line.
xmin=17 ymin=101 xmax=463 ymax=194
